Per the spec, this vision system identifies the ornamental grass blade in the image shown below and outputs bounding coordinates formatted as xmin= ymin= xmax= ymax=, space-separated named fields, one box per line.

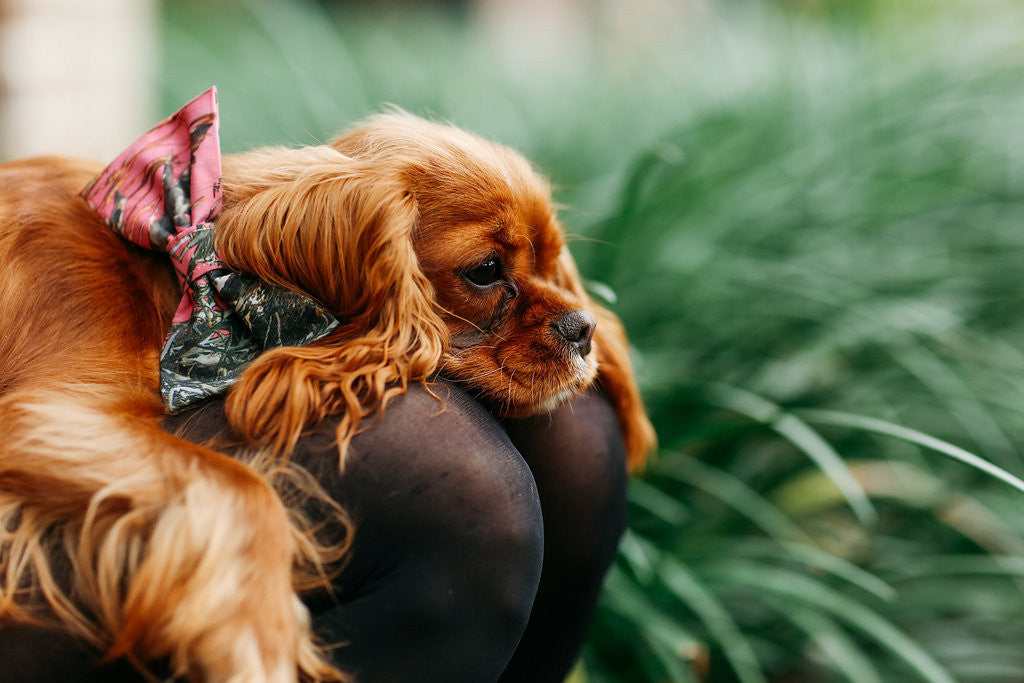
xmin=601 ymin=566 xmax=703 ymax=683
xmin=240 ymin=0 xmax=369 ymax=132
xmin=628 ymin=478 xmax=691 ymax=527
xmin=617 ymin=528 xmax=658 ymax=586
xmin=889 ymin=554 xmax=1024 ymax=580
xmin=798 ymin=409 xmax=1024 ymax=496
xmin=730 ymin=538 xmax=897 ymax=601
xmin=701 ymin=383 xmax=877 ymax=525
xmin=659 ymin=558 xmax=767 ymax=683
xmin=708 ymin=561 xmax=956 ymax=683
xmin=785 ymin=608 xmax=884 ymax=683
xmin=659 ymin=457 xmax=812 ymax=543
xmin=890 ymin=343 xmax=1020 ymax=463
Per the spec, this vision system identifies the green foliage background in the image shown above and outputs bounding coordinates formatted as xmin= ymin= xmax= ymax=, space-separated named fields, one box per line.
xmin=161 ymin=1 xmax=1024 ymax=680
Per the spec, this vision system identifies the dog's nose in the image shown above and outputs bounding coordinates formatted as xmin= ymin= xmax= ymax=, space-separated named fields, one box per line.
xmin=555 ymin=310 xmax=596 ymax=357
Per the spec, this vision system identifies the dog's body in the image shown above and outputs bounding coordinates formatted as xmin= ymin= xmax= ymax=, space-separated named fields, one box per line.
xmin=0 ymin=114 xmax=654 ymax=681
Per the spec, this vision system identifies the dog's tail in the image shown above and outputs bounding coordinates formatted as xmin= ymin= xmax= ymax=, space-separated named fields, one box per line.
xmin=0 ymin=387 xmax=349 ymax=682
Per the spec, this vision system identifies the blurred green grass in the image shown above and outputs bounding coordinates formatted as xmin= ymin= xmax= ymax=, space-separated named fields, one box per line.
xmin=162 ymin=1 xmax=1024 ymax=680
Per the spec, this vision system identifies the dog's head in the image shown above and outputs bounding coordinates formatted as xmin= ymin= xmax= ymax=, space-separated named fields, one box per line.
xmin=330 ymin=114 xmax=598 ymax=416
xmin=216 ymin=112 xmax=652 ymax=466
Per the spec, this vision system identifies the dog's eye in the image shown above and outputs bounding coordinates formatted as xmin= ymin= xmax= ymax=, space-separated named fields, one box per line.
xmin=463 ymin=259 xmax=503 ymax=287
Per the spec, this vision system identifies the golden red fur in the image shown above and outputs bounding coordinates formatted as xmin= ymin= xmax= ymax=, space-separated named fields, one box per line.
xmin=0 ymin=113 xmax=654 ymax=681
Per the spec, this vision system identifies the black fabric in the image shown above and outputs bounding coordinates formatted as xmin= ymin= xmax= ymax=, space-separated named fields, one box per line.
xmin=0 ymin=382 xmax=628 ymax=682
xmin=0 ymin=625 xmax=140 ymax=683
xmin=499 ymin=390 xmax=628 ymax=683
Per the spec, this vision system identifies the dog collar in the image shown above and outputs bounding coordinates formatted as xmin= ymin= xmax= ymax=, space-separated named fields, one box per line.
xmin=81 ymin=87 xmax=339 ymax=411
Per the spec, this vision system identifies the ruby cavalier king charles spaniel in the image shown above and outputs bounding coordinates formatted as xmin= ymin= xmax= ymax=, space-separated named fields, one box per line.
xmin=0 ymin=91 xmax=654 ymax=681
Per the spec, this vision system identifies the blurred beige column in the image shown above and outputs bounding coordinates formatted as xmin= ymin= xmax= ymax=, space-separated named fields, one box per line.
xmin=0 ymin=0 xmax=156 ymax=162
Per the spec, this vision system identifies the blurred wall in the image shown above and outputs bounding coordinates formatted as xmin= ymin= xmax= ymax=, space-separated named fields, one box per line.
xmin=0 ymin=0 xmax=157 ymax=161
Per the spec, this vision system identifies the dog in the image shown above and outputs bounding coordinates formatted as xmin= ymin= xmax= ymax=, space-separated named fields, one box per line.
xmin=0 ymin=102 xmax=655 ymax=681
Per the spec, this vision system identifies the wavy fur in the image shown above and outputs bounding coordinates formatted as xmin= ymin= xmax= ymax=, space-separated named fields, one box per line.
xmin=0 ymin=113 xmax=653 ymax=681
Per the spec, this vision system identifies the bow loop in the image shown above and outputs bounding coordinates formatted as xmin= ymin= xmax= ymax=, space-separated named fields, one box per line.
xmin=81 ymin=87 xmax=339 ymax=411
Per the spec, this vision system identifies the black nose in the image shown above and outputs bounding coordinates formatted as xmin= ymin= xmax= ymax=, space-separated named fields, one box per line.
xmin=554 ymin=310 xmax=596 ymax=357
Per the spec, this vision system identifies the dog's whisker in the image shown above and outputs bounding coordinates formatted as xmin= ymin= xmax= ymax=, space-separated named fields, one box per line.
xmin=436 ymin=305 xmax=486 ymax=335
xmin=448 ymin=344 xmax=498 ymax=357
xmin=457 ymin=367 xmax=505 ymax=383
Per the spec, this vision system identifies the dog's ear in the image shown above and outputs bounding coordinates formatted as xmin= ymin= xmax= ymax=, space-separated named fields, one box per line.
xmin=555 ymin=248 xmax=656 ymax=470
xmin=215 ymin=146 xmax=448 ymax=460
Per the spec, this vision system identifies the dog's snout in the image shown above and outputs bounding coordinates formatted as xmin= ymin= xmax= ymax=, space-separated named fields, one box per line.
xmin=555 ymin=310 xmax=596 ymax=357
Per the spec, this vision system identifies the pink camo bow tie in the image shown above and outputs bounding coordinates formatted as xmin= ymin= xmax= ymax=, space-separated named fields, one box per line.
xmin=81 ymin=88 xmax=338 ymax=410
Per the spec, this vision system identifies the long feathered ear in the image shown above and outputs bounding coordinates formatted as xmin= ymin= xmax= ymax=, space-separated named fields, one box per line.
xmin=214 ymin=146 xmax=449 ymax=461
xmin=555 ymin=247 xmax=656 ymax=470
